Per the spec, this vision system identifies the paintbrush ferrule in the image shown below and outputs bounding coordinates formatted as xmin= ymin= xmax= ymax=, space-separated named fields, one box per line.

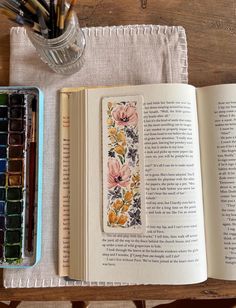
xmin=28 ymin=0 xmax=49 ymax=17
xmin=19 ymin=0 xmax=36 ymax=15
xmin=36 ymin=8 xmax=48 ymax=37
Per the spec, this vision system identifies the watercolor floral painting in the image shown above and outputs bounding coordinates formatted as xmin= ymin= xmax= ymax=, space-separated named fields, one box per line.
xmin=103 ymin=97 xmax=144 ymax=231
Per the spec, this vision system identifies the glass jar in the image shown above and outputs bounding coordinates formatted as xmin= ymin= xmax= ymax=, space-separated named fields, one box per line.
xmin=27 ymin=13 xmax=85 ymax=75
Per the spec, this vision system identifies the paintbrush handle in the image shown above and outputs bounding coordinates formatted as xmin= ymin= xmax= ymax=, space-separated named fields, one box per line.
xmin=65 ymin=0 xmax=77 ymax=23
xmin=49 ymin=0 xmax=55 ymax=38
xmin=27 ymin=141 xmax=36 ymax=252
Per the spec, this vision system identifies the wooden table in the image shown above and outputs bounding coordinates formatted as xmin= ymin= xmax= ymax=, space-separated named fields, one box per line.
xmin=1 ymin=0 xmax=236 ymax=302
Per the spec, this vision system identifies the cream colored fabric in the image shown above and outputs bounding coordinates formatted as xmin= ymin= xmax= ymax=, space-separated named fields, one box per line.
xmin=4 ymin=25 xmax=188 ymax=288
xmin=12 ymin=300 xmax=173 ymax=307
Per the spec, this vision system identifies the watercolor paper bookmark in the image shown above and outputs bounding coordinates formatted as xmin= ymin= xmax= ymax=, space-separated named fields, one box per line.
xmin=102 ymin=95 xmax=145 ymax=233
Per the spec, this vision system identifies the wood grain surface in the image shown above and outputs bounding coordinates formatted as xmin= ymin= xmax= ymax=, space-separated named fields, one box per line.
xmin=1 ymin=0 xmax=236 ymax=301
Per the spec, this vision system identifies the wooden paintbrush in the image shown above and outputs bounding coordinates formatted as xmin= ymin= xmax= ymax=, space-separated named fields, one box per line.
xmin=64 ymin=0 xmax=77 ymax=24
xmin=0 ymin=8 xmax=40 ymax=31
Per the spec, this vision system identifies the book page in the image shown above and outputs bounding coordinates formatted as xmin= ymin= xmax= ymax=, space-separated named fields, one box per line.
xmin=197 ymin=84 xmax=236 ymax=279
xmin=85 ymin=84 xmax=207 ymax=284
xmin=59 ymin=87 xmax=85 ymax=277
xmin=59 ymin=92 xmax=70 ymax=276
xmin=102 ymin=95 xmax=146 ymax=234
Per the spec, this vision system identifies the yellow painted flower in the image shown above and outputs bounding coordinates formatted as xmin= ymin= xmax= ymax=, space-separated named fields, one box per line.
xmin=112 ymin=199 xmax=123 ymax=210
xmin=109 ymin=135 xmax=116 ymax=143
xmin=117 ymin=131 xmax=126 ymax=143
xmin=117 ymin=214 xmax=128 ymax=225
xmin=108 ymin=210 xmax=118 ymax=224
xmin=114 ymin=145 xmax=125 ymax=155
xmin=109 ymin=127 xmax=117 ymax=135
xmin=124 ymin=191 xmax=133 ymax=202
xmin=107 ymin=118 xmax=113 ymax=126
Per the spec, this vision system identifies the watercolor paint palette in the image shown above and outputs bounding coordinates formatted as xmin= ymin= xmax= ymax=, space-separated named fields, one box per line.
xmin=0 ymin=87 xmax=43 ymax=268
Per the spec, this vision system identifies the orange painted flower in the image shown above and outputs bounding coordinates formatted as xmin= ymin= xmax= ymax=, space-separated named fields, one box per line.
xmin=117 ymin=214 xmax=128 ymax=225
xmin=122 ymin=205 xmax=130 ymax=212
xmin=108 ymin=158 xmax=131 ymax=189
xmin=108 ymin=210 xmax=118 ymax=224
xmin=112 ymin=103 xmax=138 ymax=127
xmin=112 ymin=199 xmax=123 ymax=210
xmin=124 ymin=191 xmax=133 ymax=202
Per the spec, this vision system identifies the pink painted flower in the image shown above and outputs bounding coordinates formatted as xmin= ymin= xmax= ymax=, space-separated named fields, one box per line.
xmin=112 ymin=103 xmax=138 ymax=126
xmin=108 ymin=158 xmax=131 ymax=189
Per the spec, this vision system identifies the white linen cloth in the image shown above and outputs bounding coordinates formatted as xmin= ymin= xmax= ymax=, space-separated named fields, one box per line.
xmin=4 ymin=24 xmax=188 ymax=288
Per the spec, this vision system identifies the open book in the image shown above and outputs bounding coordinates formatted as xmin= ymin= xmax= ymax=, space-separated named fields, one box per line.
xmin=59 ymin=83 xmax=236 ymax=284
